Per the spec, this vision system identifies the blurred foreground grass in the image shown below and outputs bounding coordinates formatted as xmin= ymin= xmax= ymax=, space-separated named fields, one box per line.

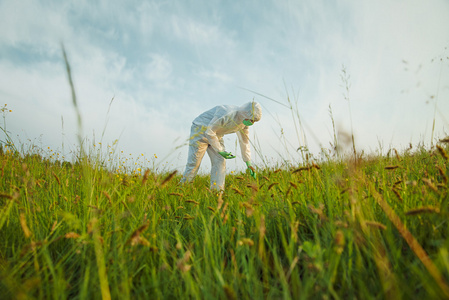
xmin=0 ymin=142 xmax=449 ymax=299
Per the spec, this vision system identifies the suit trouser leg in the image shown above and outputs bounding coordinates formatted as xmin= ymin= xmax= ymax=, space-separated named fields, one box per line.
xmin=207 ymin=139 xmax=226 ymax=190
xmin=181 ymin=126 xmax=208 ymax=183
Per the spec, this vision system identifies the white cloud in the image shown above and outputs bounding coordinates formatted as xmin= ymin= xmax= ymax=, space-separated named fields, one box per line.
xmin=170 ymin=15 xmax=235 ymax=49
xmin=145 ymin=53 xmax=173 ymax=83
xmin=195 ymin=68 xmax=232 ymax=83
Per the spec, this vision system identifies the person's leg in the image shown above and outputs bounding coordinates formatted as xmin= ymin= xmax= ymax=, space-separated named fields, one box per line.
xmin=207 ymin=139 xmax=226 ymax=190
xmin=181 ymin=126 xmax=208 ymax=183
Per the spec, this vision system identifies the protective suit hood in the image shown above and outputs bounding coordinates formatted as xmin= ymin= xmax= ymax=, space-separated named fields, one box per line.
xmin=239 ymin=102 xmax=262 ymax=123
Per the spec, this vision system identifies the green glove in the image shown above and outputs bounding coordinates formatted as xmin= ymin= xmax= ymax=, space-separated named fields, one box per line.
xmin=219 ymin=151 xmax=236 ymax=159
xmin=246 ymin=161 xmax=256 ymax=179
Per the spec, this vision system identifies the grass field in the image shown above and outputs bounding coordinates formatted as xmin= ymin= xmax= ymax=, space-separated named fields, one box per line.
xmin=1 ymin=138 xmax=449 ymax=299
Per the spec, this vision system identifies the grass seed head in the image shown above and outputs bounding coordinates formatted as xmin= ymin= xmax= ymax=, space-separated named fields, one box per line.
xmin=364 ymin=221 xmax=387 ymax=230
xmin=392 ymin=189 xmax=403 ymax=202
xmin=65 ymin=232 xmax=81 ymax=239
xmin=405 ymin=206 xmax=440 ymax=216
xmin=393 ymin=148 xmax=401 ymax=161
xmin=385 ymin=165 xmax=400 ymax=170
xmin=237 ymin=238 xmax=254 ymax=247
xmin=160 ymin=170 xmax=177 ymax=187
xmin=246 ymin=183 xmax=258 ymax=193
xmin=128 ymin=221 xmax=150 ymax=246
xmin=223 ymin=285 xmax=237 ymax=300
xmin=0 ymin=193 xmax=14 ymax=199
xmin=267 ymin=182 xmax=279 ymax=190
xmin=437 ymin=166 xmax=448 ymax=183
xmin=176 ymin=250 xmax=192 ymax=273
xmin=292 ymin=166 xmax=311 ymax=173
xmin=20 ymin=213 xmax=32 ymax=238
xmin=50 ymin=220 xmax=58 ymax=233
xmin=232 ymin=188 xmax=244 ymax=196
xmin=101 ymin=191 xmax=111 ymax=203
xmin=422 ymin=178 xmax=439 ymax=193
xmin=308 ymin=204 xmax=327 ymax=221
xmin=52 ymin=172 xmax=61 ymax=185
xmin=142 ymin=168 xmax=151 ymax=185
xmin=436 ymin=145 xmax=448 ymax=160
xmin=169 ymin=193 xmax=184 ymax=197
xmin=217 ymin=192 xmax=224 ymax=210
xmin=185 ymin=199 xmax=199 ymax=205
xmin=222 ymin=213 xmax=229 ymax=224
xmin=334 ymin=230 xmax=345 ymax=254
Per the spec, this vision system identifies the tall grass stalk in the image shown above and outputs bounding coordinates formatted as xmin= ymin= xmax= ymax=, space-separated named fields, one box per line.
xmin=430 ymin=62 xmax=443 ymax=147
xmin=61 ymin=44 xmax=84 ymax=156
xmin=62 ymin=45 xmax=112 ymax=300
xmin=340 ymin=66 xmax=357 ymax=159
xmin=283 ymin=82 xmax=308 ymax=156
xmin=328 ymin=104 xmax=339 ymax=158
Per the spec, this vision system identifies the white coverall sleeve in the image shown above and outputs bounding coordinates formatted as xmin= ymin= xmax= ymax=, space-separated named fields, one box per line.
xmin=236 ymin=127 xmax=251 ymax=162
xmin=205 ymin=117 xmax=225 ymax=152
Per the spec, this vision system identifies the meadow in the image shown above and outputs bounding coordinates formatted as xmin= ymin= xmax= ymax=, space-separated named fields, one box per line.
xmin=0 ymin=136 xmax=449 ymax=299
xmin=1 ymin=52 xmax=449 ymax=299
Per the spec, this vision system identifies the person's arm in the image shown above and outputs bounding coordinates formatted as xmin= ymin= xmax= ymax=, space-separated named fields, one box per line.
xmin=236 ymin=127 xmax=251 ymax=162
xmin=237 ymin=128 xmax=257 ymax=178
xmin=205 ymin=116 xmax=225 ymax=152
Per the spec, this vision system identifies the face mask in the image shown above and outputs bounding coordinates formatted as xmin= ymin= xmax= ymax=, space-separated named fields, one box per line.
xmin=243 ymin=120 xmax=253 ymax=126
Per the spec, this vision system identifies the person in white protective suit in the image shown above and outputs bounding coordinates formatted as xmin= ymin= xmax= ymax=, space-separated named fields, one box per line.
xmin=180 ymin=101 xmax=262 ymax=190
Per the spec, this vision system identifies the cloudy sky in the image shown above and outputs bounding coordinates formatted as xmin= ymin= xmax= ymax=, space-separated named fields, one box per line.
xmin=1 ymin=0 xmax=448 ymax=174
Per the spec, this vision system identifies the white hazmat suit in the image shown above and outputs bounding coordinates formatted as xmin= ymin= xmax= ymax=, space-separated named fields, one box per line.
xmin=181 ymin=102 xmax=262 ymax=190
